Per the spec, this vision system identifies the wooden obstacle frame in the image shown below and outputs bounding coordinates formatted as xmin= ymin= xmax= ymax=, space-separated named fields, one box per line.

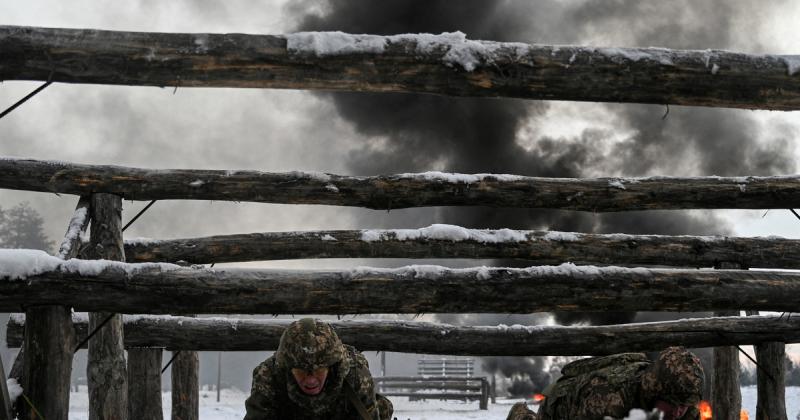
xmin=1 ymin=24 xmax=799 ymax=419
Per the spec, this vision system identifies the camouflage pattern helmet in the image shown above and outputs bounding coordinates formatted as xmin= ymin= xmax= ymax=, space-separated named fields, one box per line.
xmin=276 ymin=318 xmax=345 ymax=371
xmin=641 ymin=346 xmax=704 ymax=405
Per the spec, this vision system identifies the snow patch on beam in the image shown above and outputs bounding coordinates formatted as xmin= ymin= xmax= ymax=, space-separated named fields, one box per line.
xmin=597 ymin=47 xmax=676 ymax=65
xmin=350 ymin=262 xmax=654 ymax=279
xmin=361 ymin=224 xmax=528 ymax=243
xmin=286 ymin=31 xmax=533 ymax=71
xmin=396 ymin=171 xmax=527 ymax=183
xmin=0 ymin=249 xmax=182 ymax=281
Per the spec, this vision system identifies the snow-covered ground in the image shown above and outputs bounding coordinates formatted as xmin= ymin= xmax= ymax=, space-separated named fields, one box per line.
xmin=66 ymin=387 xmax=800 ymax=419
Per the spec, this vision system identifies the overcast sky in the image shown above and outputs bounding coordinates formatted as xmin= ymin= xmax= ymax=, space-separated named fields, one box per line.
xmin=2 ymin=0 xmax=800 ymax=384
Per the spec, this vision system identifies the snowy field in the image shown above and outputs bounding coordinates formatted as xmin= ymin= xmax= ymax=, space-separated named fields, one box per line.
xmin=66 ymin=386 xmax=800 ymax=419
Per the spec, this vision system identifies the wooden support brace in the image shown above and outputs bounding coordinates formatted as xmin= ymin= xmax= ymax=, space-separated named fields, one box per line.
xmin=127 ymin=348 xmax=163 ymax=420
xmin=87 ymin=193 xmax=128 ymax=420
xmin=712 ymin=310 xmax=742 ymax=420
xmin=711 ymin=262 xmax=742 ymax=420
xmin=171 ymin=350 xmax=198 ymax=420
xmin=754 ymin=341 xmax=787 ymax=420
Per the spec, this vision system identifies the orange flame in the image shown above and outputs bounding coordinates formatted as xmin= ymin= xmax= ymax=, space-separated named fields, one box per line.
xmin=697 ymin=400 xmax=712 ymax=420
xmin=740 ymin=409 xmax=750 ymax=420
xmin=532 ymin=393 xmax=546 ymax=403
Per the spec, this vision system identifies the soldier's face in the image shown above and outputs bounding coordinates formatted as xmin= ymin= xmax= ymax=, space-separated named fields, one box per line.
xmin=291 ymin=367 xmax=330 ymax=396
xmin=654 ymin=400 xmax=689 ymax=420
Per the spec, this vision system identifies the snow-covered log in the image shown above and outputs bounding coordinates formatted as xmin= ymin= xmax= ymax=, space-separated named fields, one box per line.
xmin=7 ymin=315 xmax=800 ymax=356
xmin=125 ymin=225 xmax=800 ymax=269
xmin=56 ymin=196 xmax=90 ymax=260
xmin=2 ymin=26 xmax=800 ymax=110
xmin=2 ymin=251 xmax=800 ymax=314
xmin=4 ymin=157 xmax=800 ymax=211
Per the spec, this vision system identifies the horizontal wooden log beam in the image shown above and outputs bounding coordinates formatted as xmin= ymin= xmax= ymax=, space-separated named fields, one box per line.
xmin=9 ymin=315 xmax=799 ymax=356
xmin=2 ymin=26 xmax=799 ymax=110
xmin=125 ymin=225 xmax=800 ymax=269
xmin=4 ymin=157 xmax=800 ymax=211
xmin=2 ymin=250 xmax=800 ymax=314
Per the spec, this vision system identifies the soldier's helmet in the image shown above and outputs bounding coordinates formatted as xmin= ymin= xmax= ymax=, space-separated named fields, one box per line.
xmin=641 ymin=346 xmax=705 ymax=405
xmin=276 ymin=318 xmax=345 ymax=371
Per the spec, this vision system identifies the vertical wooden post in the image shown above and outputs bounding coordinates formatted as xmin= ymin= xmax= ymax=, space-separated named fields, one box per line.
xmin=479 ymin=378 xmax=488 ymax=410
xmin=18 ymin=197 xmax=88 ymax=420
xmin=21 ymin=307 xmax=75 ymax=420
xmin=171 ymin=350 xmax=199 ymax=420
xmin=127 ymin=348 xmax=163 ymax=420
xmin=712 ymin=312 xmax=742 ymax=420
xmin=216 ymin=352 xmax=222 ymax=403
xmin=712 ymin=262 xmax=742 ymax=420
xmin=88 ymin=193 xmax=128 ymax=420
xmin=490 ymin=374 xmax=496 ymax=404
xmin=754 ymin=341 xmax=787 ymax=420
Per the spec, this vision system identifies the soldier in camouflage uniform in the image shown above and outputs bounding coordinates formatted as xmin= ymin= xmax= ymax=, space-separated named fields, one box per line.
xmin=244 ymin=318 xmax=393 ymax=420
xmin=506 ymin=347 xmax=704 ymax=420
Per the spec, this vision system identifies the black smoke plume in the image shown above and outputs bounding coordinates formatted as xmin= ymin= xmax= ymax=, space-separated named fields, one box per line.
xmin=290 ymin=0 xmax=794 ymax=393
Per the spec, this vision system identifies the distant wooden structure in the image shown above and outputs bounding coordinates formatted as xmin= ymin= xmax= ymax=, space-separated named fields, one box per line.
xmin=376 ymin=376 xmax=490 ymax=410
xmin=1 ymin=24 xmax=796 ymax=419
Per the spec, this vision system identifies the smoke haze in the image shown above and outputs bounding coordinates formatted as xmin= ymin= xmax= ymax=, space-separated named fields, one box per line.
xmin=290 ymin=0 xmax=797 ymax=392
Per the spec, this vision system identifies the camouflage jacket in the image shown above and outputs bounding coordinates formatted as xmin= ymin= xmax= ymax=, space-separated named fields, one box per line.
xmin=244 ymin=345 xmax=389 ymax=420
xmin=537 ymin=353 xmax=700 ymax=420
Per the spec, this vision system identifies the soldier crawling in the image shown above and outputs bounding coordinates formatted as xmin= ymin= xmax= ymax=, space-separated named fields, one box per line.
xmin=506 ymin=347 xmax=705 ymax=420
xmin=244 ymin=318 xmax=393 ymax=420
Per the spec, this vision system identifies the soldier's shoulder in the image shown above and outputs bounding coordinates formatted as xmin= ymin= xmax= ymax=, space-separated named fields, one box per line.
xmin=252 ymin=355 xmax=278 ymax=376
xmin=506 ymin=402 xmax=537 ymax=420
xmin=343 ymin=345 xmax=376 ymax=394
xmin=561 ymin=353 xmax=648 ymax=377
xmin=251 ymin=355 xmax=282 ymax=393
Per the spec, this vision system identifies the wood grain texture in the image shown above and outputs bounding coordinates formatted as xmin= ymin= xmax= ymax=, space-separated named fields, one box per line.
xmin=3 ymin=263 xmax=800 ymax=314
xmin=127 ymin=348 xmax=163 ymax=420
xmin=21 ymin=306 xmax=74 ymax=420
xmin=1 ymin=26 xmax=799 ymax=110
xmin=712 ymin=310 xmax=742 ymax=420
xmin=3 ymin=158 xmax=800 ymax=211
xmin=8 ymin=315 xmax=800 ymax=356
xmin=125 ymin=228 xmax=800 ymax=269
xmin=19 ymin=196 xmax=87 ymax=420
xmin=87 ymin=194 xmax=128 ymax=420
xmin=755 ymin=342 xmax=787 ymax=420
xmin=171 ymin=351 xmax=198 ymax=420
